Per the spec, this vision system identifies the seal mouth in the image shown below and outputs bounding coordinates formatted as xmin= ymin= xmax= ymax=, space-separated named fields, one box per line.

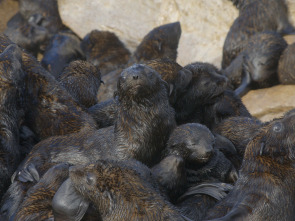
xmin=196 ymin=156 xmax=212 ymax=164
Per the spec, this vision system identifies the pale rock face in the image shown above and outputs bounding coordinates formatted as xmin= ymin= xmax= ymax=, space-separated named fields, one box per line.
xmin=242 ymin=85 xmax=295 ymax=122
xmin=58 ymin=0 xmax=295 ymax=121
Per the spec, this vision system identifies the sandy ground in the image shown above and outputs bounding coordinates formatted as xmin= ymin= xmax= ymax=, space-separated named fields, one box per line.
xmin=0 ymin=0 xmax=18 ymax=33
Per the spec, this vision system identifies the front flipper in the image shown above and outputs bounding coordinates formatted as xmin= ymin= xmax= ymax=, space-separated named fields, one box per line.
xmin=178 ymin=182 xmax=233 ymax=202
xmin=234 ymin=66 xmax=251 ymax=97
xmin=12 ymin=163 xmax=40 ymax=183
xmin=52 ymin=178 xmax=90 ymax=221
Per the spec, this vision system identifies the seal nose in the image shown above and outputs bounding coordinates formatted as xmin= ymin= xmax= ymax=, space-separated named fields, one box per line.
xmin=133 ymin=74 xmax=139 ymax=80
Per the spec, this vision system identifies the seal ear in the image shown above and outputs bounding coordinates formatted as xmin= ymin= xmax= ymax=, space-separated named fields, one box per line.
xmin=153 ymin=40 xmax=162 ymax=52
xmin=169 ymin=83 xmax=174 ymax=96
xmin=161 ymin=79 xmax=173 ymax=97
xmin=176 ymin=68 xmax=192 ymax=89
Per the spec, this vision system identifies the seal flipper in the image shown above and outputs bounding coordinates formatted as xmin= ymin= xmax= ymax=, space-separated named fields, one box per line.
xmin=16 ymin=163 xmax=40 ymax=183
xmin=234 ymin=65 xmax=251 ymax=97
xmin=52 ymin=178 xmax=90 ymax=221
xmin=177 ymin=182 xmax=233 ymax=202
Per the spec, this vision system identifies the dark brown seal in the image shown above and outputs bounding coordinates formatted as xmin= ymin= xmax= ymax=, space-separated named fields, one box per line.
xmin=80 ymin=30 xmax=131 ymax=76
xmin=113 ymin=64 xmax=176 ymax=165
xmin=174 ymin=62 xmax=228 ymax=125
xmin=278 ymin=42 xmax=295 ymax=84
xmin=162 ymin=123 xmax=238 ymax=187
xmin=163 ymin=123 xmax=215 ymax=167
xmin=206 ymin=112 xmax=295 ymax=220
xmin=69 ymin=160 xmax=188 ymax=221
xmin=233 ymin=32 xmax=288 ymax=96
xmin=129 ymin=21 xmax=182 ymax=64
xmin=222 ymin=0 xmax=294 ymax=69
xmin=57 ymin=60 xmax=102 ymax=108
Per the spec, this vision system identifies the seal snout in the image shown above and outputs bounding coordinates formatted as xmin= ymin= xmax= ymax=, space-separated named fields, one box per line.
xmin=132 ymin=72 xmax=139 ymax=80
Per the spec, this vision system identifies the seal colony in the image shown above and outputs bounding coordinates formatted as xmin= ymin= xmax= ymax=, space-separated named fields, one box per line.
xmin=1 ymin=0 xmax=295 ymax=220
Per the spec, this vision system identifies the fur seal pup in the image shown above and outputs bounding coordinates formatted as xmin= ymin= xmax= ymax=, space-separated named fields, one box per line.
xmin=58 ymin=60 xmax=102 ymax=108
xmin=206 ymin=112 xmax=295 ymax=220
xmin=222 ymin=0 xmax=294 ymax=69
xmin=80 ymin=30 xmax=131 ymax=76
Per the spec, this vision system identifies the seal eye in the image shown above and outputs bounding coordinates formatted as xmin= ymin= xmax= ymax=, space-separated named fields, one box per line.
xmin=86 ymin=173 xmax=95 ymax=185
xmin=273 ymin=122 xmax=283 ymax=133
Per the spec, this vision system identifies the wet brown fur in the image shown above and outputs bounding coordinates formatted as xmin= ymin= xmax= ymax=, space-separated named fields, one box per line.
xmin=278 ymin=42 xmax=295 ymax=84
xmin=81 ymin=30 xmax=131 ymax=76
xmin=145 ymin=58 xmax=192 ymax=106
xmin=206 ymin=113 xmax=295 ymax=220
xmin=21 ymin=49 xmax=96 ymax=140
xmin=129 ymin=21 xmax=181 ymax=64
xmin=213 ymin=116 xmax=263 ymax=161
xmin=58 ymin=60 xmax=102 ymax=108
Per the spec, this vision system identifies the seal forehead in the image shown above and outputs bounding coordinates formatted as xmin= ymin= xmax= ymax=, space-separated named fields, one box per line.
xmin=122 ymin=64 xmax=153 ymax=74
xmin=120 ymin=64 xmax=159 ymax=81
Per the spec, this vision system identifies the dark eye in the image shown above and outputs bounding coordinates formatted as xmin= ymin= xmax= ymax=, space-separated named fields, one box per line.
xmin=273 ymin=122 xmax=283 ymax=132
xmin=86 ymin=173 xmax=95 ymax=185
xmin=147 ymin=72 xmax=154 ymax=78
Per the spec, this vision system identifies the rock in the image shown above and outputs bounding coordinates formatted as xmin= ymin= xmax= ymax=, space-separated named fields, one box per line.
xmin=284 ymin=34 xmax=295 ymax=45
xmin=0 ymin=0 xmax=18 ymax=33
xmin=242 ymin=85 xmax=295 ymax=122
xmin=57 ymin=0 xmax=295 ymax=68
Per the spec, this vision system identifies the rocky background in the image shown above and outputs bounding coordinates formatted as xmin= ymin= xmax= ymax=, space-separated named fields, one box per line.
xmin=2 ymin=0 xmax=295 ymax=122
